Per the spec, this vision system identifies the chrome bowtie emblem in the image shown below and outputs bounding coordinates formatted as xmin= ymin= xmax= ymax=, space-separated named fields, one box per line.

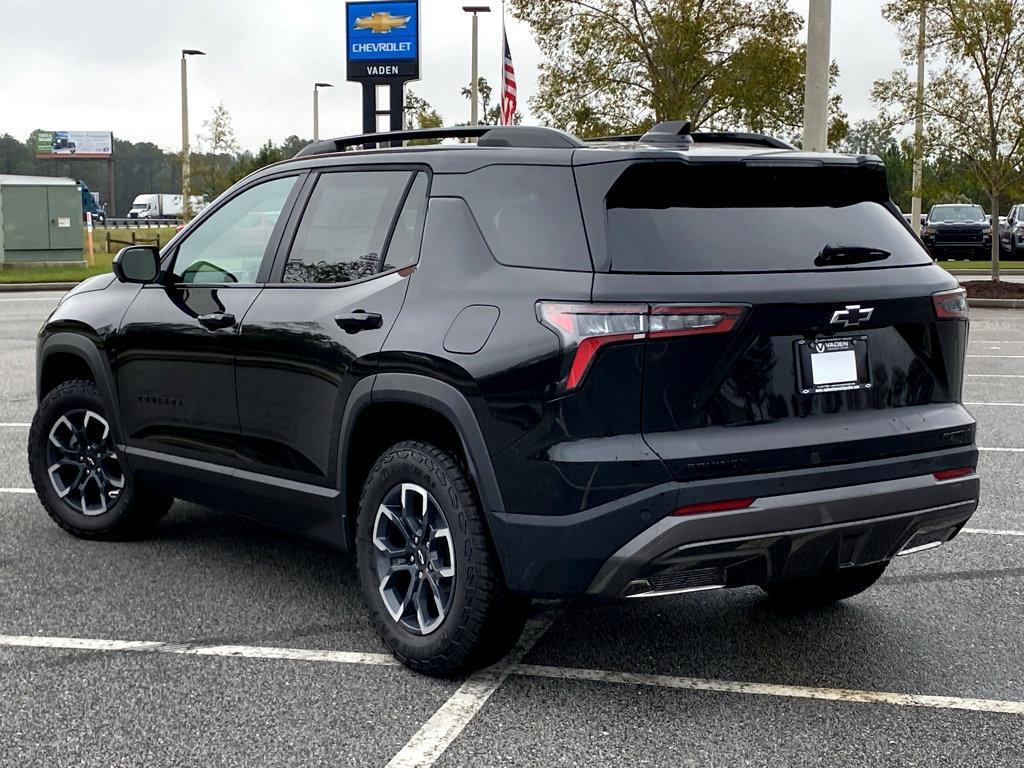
xmin=830 ymin=305 xmax=873 ymax=328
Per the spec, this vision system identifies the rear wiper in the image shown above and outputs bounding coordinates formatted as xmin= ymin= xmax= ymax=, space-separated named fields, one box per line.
xmin=814 ymin=245 xmax=892 ymax=267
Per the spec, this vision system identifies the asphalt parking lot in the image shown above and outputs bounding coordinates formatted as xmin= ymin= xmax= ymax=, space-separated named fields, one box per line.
xmin=1 ymin=291 xmax=1022 ymax=767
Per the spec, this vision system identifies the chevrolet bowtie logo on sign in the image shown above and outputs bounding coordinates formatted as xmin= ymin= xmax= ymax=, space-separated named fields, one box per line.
xmin=354 ymin=11 xmax=411 ymax=33
xmin=829 ymin=305 xmax=874 ymax=328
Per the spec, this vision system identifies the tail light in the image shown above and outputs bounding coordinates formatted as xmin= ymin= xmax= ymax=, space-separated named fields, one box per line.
xmin=933 ymin=288 xmax=969 ymax=319
xmin=537 ymin=302 xmax=748 ymax=391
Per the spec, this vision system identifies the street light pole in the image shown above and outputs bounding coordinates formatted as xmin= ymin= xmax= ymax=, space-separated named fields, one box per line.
xmin=802 ymin=0 xmax=832 ymax=152
xmin=463 ymin=6 xmax=491 ymax=126
xmin=911 ymin=0 xmax=926 ymax=229
xmin=181 ymin=49 xmax=205 ymax=221
xmin=313 ymin=83 xmax=333 ymax=142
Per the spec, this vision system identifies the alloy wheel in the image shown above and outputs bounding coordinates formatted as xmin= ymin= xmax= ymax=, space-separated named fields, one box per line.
xmin=372 ymin=482 xmax=456 ymax=635
xmin=45 ymin=409 xmax=124 ymax=516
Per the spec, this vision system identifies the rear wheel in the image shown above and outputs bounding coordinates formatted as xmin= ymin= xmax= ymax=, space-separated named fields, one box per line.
xmin=356 ymin=440 xmax=529 ymax=675
xmin=760 ymin=562 xmax=888 ymax=607
xmin=28 ymin=379 xmax=172 ymax=539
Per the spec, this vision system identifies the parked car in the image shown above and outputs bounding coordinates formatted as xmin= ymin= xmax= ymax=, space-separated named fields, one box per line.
xmin=28 ymin=122 xmax=979 ymax=675
xmin=920 ymin=203 xmax=992 ymax=259
xmin=1000 ymin=204 xmax=1024 ymax=257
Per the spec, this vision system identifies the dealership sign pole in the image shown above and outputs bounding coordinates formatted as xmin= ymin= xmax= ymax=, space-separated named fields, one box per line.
xmin=346 ymin=0 xmax=420 ymax=141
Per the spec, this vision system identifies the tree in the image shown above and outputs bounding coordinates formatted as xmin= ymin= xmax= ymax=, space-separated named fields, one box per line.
xmin=840 ymin=119 xmax=915 ymax=210
xmin=191 ymin=102 xmax=240 ymax=199
xmin=460 ymin=77 xmax=523 ymax=125
xmin=510 ymin=0 xmax=846 ymax=143
xmin=874 ymin=0 xmax=1024 ymax=280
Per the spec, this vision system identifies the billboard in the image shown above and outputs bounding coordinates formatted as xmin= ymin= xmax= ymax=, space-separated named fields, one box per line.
xmin=346 ymin=1 xmax=420 ymax=81
xmin=35 ymin=131 xmax=114 ymax=159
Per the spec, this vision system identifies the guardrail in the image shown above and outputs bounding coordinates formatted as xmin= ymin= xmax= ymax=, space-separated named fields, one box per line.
xmin=89 ymin=218 xmax=184 ymax=229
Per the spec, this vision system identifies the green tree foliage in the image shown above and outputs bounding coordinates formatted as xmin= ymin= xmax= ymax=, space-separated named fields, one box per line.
xmin=460 ymin=77 xmax=523 ymax=125
xmin=509 ymin=0 xmax=846 ymax=143
xmin=874 ymin=0 xmax=1024 ymax=278
xmin=190 ymin=102 xmax=240 ymax=199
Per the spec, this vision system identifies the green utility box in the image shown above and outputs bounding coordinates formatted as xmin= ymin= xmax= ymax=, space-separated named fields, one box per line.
xmin=0 ymin=175 xmax=84 ymax=267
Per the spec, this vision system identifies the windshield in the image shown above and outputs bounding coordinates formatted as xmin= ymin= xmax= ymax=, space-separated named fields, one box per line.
xmin=929 ymin=205 xmax=985 ymax=223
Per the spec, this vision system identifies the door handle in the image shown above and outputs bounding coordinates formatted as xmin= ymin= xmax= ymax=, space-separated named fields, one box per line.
xmin=197 ymin=312 xmax=236 ymax=330
xmin=335 ymin=311 xmax=383 ymax=334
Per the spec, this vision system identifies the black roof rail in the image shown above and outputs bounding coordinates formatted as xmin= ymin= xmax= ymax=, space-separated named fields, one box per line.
xmin=585 ymin=121 xmax=795 ymax=150
xmin=294 ymin=125 xmax=585 ymax=158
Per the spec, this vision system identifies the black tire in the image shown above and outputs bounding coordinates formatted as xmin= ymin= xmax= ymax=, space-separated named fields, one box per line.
xmin=356 ymin=440 xmax=529 ymax=676
xmin=28 ymin=379 xmax=173 ymax=540
xmin=760 ymin=562 xmax=888 ymax=607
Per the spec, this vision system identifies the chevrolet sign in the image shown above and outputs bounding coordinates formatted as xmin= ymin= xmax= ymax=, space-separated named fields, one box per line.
xmin=346 ymin=1 xmax=420 ymax=81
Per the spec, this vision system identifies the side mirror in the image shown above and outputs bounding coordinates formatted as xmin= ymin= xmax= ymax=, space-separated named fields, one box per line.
xmin=112 ymin=246 xmax=161 ymax=284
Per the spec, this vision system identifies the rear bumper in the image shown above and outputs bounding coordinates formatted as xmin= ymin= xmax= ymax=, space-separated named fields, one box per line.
xmin=487 ymin=446 xmax=979 ymax=597
xmin=586 ymin=471 xmax=978 ymax=598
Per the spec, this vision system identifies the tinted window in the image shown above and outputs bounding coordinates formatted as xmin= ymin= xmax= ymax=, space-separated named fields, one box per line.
xmin=929 ymin=205 xmax=986 ymax=223
xmin=382 ymin=172 xmax=429 ymax=271
xmin=606 ymin=163 xmax=930 ymax=273
xmin=464 ymin=165 xmax=591 ymax=270
xmin=284 ymin=170 xmax=411 ymax=284
xmin=173 ymin=176 xmax=296 ymax=284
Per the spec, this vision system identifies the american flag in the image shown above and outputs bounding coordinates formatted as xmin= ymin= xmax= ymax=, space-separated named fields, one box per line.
xmin=500 ymin=26 xmax=517 ymax=125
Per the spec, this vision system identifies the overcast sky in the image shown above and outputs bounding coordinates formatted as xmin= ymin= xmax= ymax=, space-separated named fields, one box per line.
xmin=0 ymin=0 xmax=905 ymax=152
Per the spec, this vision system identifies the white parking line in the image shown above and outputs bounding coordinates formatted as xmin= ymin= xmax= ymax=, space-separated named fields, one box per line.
xmin=386 ymin=608 xmax=559 ymax=769
xmin=963 ymin=527 xmax=1024 ymax=537
xmin=0 ymin=488 xmax=34 ymax=494
xmin=965 ymin=402 xmax=1024 ymax=407
xmin=0 ymin=634 xmax=398 ymax=666
xmin=0 ymin=423 xmax=30 ymax=428
xmin=968 ymin=374 xmax=1024 ymax=378
xmin=978 ymin=447 xmax=1024 ymax=452
xmin=970 ymin=340 xmax=1024 ymax=344
xmin=512 ymin=664 xmax=1024 ymax=716
xmin=967 ymin=355 xmax=1024 ymax=358
xmin=0 ymin=297 xmax=62 ymax=302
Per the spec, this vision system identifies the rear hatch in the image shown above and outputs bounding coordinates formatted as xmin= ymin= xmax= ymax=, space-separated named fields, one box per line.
xmin=580 ymin=157 xmax=973 ymax=482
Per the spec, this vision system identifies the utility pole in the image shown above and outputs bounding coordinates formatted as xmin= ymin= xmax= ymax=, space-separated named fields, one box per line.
xmin=181 ymin=49 xmax=205 ymax=221
xmin=313 ymin=82 xmax=333 ymax=142
xmin=911 ymin=0 xmax=926 ymax=230
xmin=463 ymin=6 xmax=491 ymax=125
xmin=802 ymin=0 xmax=832 ymax=152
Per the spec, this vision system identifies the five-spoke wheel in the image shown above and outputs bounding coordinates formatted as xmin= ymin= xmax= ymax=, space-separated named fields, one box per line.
xmin=46 ymin=409 xmax=124 ymax=516
xmin=373 ymin=482 xmax=456 ymax=635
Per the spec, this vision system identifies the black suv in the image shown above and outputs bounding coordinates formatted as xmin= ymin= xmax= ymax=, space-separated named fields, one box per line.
xmin=29 ymin=122 xmax=980 ymax=674
xmin=921 ymin=203 xmax=992 ymax=260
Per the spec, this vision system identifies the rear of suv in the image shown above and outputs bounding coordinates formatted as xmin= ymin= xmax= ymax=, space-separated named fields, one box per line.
xmin=29 ymin=122 xmax=979 ymax=675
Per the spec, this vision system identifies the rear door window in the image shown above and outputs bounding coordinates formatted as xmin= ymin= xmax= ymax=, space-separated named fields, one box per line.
xmin=605 ymin=163 xmax=930 ymax=273
xmin=284 ymin=170 xmax=411 ymax=284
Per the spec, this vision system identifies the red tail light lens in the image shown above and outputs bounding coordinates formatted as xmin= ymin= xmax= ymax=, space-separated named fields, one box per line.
xmin=933 ymin=466 xmax=974 ymax=480
xmin=932 ymin=288 xmax=969 ymax=319
xmin=672 ymin=497 xmax=756 ymax=516
xmin=537 ymin=302 xmax=748 ymax=391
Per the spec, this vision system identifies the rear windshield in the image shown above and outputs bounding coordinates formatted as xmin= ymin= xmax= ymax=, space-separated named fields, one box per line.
xmin=606 ymin=163 xmax=930 ymax=273
xmin=929 ymin=205 xmax=986 ymax=223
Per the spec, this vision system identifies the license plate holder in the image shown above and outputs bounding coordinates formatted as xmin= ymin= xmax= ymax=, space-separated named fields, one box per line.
xmin=797 ymin=336 xmax=871 ymax=395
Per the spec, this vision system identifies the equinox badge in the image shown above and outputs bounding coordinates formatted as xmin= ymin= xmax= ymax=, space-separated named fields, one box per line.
xmin=830 ymin=304 xmax=874 ymax=327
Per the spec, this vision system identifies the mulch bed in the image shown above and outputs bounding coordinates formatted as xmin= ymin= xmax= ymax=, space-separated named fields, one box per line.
xmin=961 ymin=280 xmax=1024 ymax=299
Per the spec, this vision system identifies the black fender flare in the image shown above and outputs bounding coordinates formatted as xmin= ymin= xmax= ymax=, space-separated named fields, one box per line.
xmin=338 ymin=372 xmax=504 ymax=515
xmin=37 ymin=332 xmax=126 ymax=445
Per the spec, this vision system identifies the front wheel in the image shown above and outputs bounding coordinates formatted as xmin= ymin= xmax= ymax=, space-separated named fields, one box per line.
xmin=28 ymin=379 xmax=172 ymax=539
xmin=760 ymin=562 xmax=888 ymax=607
xmin=356 ymin=440 xmax=529 ymax=675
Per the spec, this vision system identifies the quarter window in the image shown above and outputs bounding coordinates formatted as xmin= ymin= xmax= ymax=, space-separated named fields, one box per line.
xmin=284 ymin=170 xmax=412 ymax=284
xmin=172 ymin=176 xmax=297 ymax=284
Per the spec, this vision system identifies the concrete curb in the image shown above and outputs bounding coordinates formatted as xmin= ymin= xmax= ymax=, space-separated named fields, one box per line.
xmin=968 ymin=298 xmax=1024 ymax=309
xmin=948 ymin=269 xmax=1024 ymax=276
xmin=0 ymin=282 xmax=77 ymax=292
